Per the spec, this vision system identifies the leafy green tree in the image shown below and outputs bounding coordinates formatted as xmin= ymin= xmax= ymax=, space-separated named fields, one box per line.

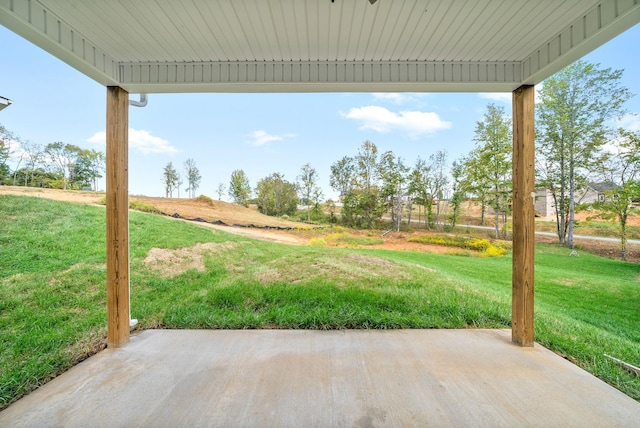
xmin=459 ymin=152 xmax=491 ymax=225
xmin=449 ymin=159 xmax=466 ymax=229
xmin=353 ymin=140 xmax=383 ymax=228
xmin=0 ymin=124 xmax=14 ymax=184
xmin=470 ymin=104 xmax=512 ymax=238
xmin=44 ymin=142 xmax=82 ymax=190
xmin=536 ymin=61 xmax=631 ymax=248
xmin=11 ymin=138 xmax=26 ymax=187
xmin=229 ymin=169 xmax=251 ymax=207
xmin=330 ymin=141 xmax=384 ymax=228
xmin=297 ymin=163 xmax=323 ymax=221
xmin=87 ymin=149 xmax=105 ymax=191
xmin=408 ymin=157 xmax=432 ymax=229
xmin=594 ymin=129 xmax=640 ymax=260
xmin=379 ymin=151 xmax=409 ymax=231
xmin=255 ymin=172 xmax=299 ymax=216
xmin=428 ymin=150 xmax=449 ymax=231
xmin=329 ymin=156 xmax=355 ymax=200
xmin=162 ymin=161 xmax=179 ymax=197
xmin=184 ymin=158 xmax=202 ymax=199
xmin=70 ymin=150 xmax=95 ymax=189
xmin=18 ymin=141 xmax=44 ymax=187
xmin=12 ymin=167 xmax=58 ymax=188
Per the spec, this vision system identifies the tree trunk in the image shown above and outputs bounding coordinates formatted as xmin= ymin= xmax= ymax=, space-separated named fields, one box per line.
xmin=567 ymin=166 xmax=575 ymax=249
xmin=620 ymin=213 xmax=628 ymax=261
xmin=494 ymin=193 xmax=500 ymax=239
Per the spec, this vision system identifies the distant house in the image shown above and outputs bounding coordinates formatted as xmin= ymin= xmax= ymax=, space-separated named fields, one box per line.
xmin=534 ymin=182 xmax=616 ymax=217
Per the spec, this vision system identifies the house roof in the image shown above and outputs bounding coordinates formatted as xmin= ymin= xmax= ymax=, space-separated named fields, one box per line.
xmin=0 ymin=96 xmax=12 ymax=111
xmin=589 ymin=181 xmax=620 ymax=192
xmin=1 ymin=1 xmax=639 ymax=94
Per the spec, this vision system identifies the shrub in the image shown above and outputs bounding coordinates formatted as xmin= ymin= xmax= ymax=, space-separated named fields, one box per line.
xmin=196 ymin=194 xmax=214 ymax=205
xmin=408 ymin=234 xmax=507 ymax=257
xmin=129 ymin=200 xmax=162 ymax=214
xmin=307 ymin=237 xmax=327 ymax=247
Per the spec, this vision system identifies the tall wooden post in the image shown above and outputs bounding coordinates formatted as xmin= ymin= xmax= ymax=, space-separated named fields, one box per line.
xmin=512 ymin=85 xmax=535 ymax=347
xmin=106 ymin=86 xmax=130 ymax=348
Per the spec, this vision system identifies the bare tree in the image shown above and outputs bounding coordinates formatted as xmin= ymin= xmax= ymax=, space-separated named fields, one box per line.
xmin=184 ymin=158 xmax=202 ymax=198
xmin=216 ymin=182 xmax=226 ymax=200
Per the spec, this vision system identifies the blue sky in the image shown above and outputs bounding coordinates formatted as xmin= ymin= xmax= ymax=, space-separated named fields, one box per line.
xmin=1 ymin=24 xmax=639 ymax=201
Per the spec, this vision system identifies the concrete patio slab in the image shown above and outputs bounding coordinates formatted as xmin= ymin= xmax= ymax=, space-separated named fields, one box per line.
xmin=1 ymin=329 xmax=639 ymax=427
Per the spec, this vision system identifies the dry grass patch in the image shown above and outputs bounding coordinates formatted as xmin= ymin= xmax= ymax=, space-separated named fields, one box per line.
xmin=143 ymin=242 xmax=239 ymax=278
xmin=64 ymin=327 xmax=107 ymax=364
xmin=254 ymin=252 xmax=413 ymax=285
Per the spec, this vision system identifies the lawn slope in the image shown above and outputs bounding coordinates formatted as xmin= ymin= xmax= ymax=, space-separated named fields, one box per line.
xmin=1 ymin=194 xmax=638 ymax=408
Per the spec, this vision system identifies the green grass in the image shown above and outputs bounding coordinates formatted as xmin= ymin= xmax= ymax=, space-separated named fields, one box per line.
xmin=1 ymin=194 xmax=639 ymax=408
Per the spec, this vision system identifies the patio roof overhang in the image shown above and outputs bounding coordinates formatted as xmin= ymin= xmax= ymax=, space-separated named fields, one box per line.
xmin=1 ymin=1 xmax=639 ymax=94
xmin=1 ymin=0 xmax=639 ymax=349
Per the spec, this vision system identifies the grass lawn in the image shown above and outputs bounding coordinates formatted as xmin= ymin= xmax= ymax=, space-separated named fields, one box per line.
xmin=1 ymin=195 xmax=639 ymax=408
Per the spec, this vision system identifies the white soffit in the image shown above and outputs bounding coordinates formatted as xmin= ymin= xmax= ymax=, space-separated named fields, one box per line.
xmin=0 ymin=0 xmax=639 ymax=93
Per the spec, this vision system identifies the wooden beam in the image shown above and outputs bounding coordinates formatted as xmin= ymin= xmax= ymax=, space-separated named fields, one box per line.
xmin=106 ymin=86 xmax=130 ymax=348
xmin=512 ymin=85 xmax=535 ymax=347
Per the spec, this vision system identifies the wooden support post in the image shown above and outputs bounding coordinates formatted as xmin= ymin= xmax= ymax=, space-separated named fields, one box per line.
xmin=106 ymin=86 xmax=130 ymax=348
xmin=512 ymin=85 xmax=535 ymax=347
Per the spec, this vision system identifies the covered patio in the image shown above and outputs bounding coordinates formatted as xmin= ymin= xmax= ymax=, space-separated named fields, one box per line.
xmin=2 ymin=329 xmax=640 ymax=426
xmin=1 ymin=0 xmax=639 ymax=424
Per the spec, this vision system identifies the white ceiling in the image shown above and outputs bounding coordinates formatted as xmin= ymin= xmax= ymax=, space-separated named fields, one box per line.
xmin=1 ymin=0 xmax=639 ymax=93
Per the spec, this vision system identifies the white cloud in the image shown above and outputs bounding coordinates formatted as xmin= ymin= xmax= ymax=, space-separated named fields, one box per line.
xmin=245 ymin=130 xmax=294 ymax=147
xmin=342 ymin=105 xmax=452 ymax=137
xmin=614 ymin=113 xmax=640 ymax=131
xmin=87 ymin=129 xmax=178 ymax=154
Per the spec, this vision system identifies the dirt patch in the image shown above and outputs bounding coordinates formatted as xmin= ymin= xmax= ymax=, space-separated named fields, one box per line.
xmin=131 ymin=195 xmax=305 ymax=229
xmin=0 ymin=186 xmax=103 ymax=204
xmin=0 ymin=186 xmax=307 ymax=229
xmin=346 ymin=253 xmax=397 ymax=267
xmin=143 ymin=242 xmax=238 ymax=278
xmin=195 ymin=222 xmax=304 ymax=245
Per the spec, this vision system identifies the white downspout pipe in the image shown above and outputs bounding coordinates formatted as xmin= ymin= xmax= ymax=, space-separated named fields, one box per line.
xmin=129 ymin=94 xmax=148 ymax=107
xmin=127 ymin=93 xmax=145 ymax=328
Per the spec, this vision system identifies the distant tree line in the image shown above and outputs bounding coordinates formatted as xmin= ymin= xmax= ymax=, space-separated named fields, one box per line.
xmin=0 ymin=125 xmax=105 ymax=191
xmin=222 ymin=61 xmax=638 ymax=260
xmin=457 ymin=61 xmax=638 ymax=260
